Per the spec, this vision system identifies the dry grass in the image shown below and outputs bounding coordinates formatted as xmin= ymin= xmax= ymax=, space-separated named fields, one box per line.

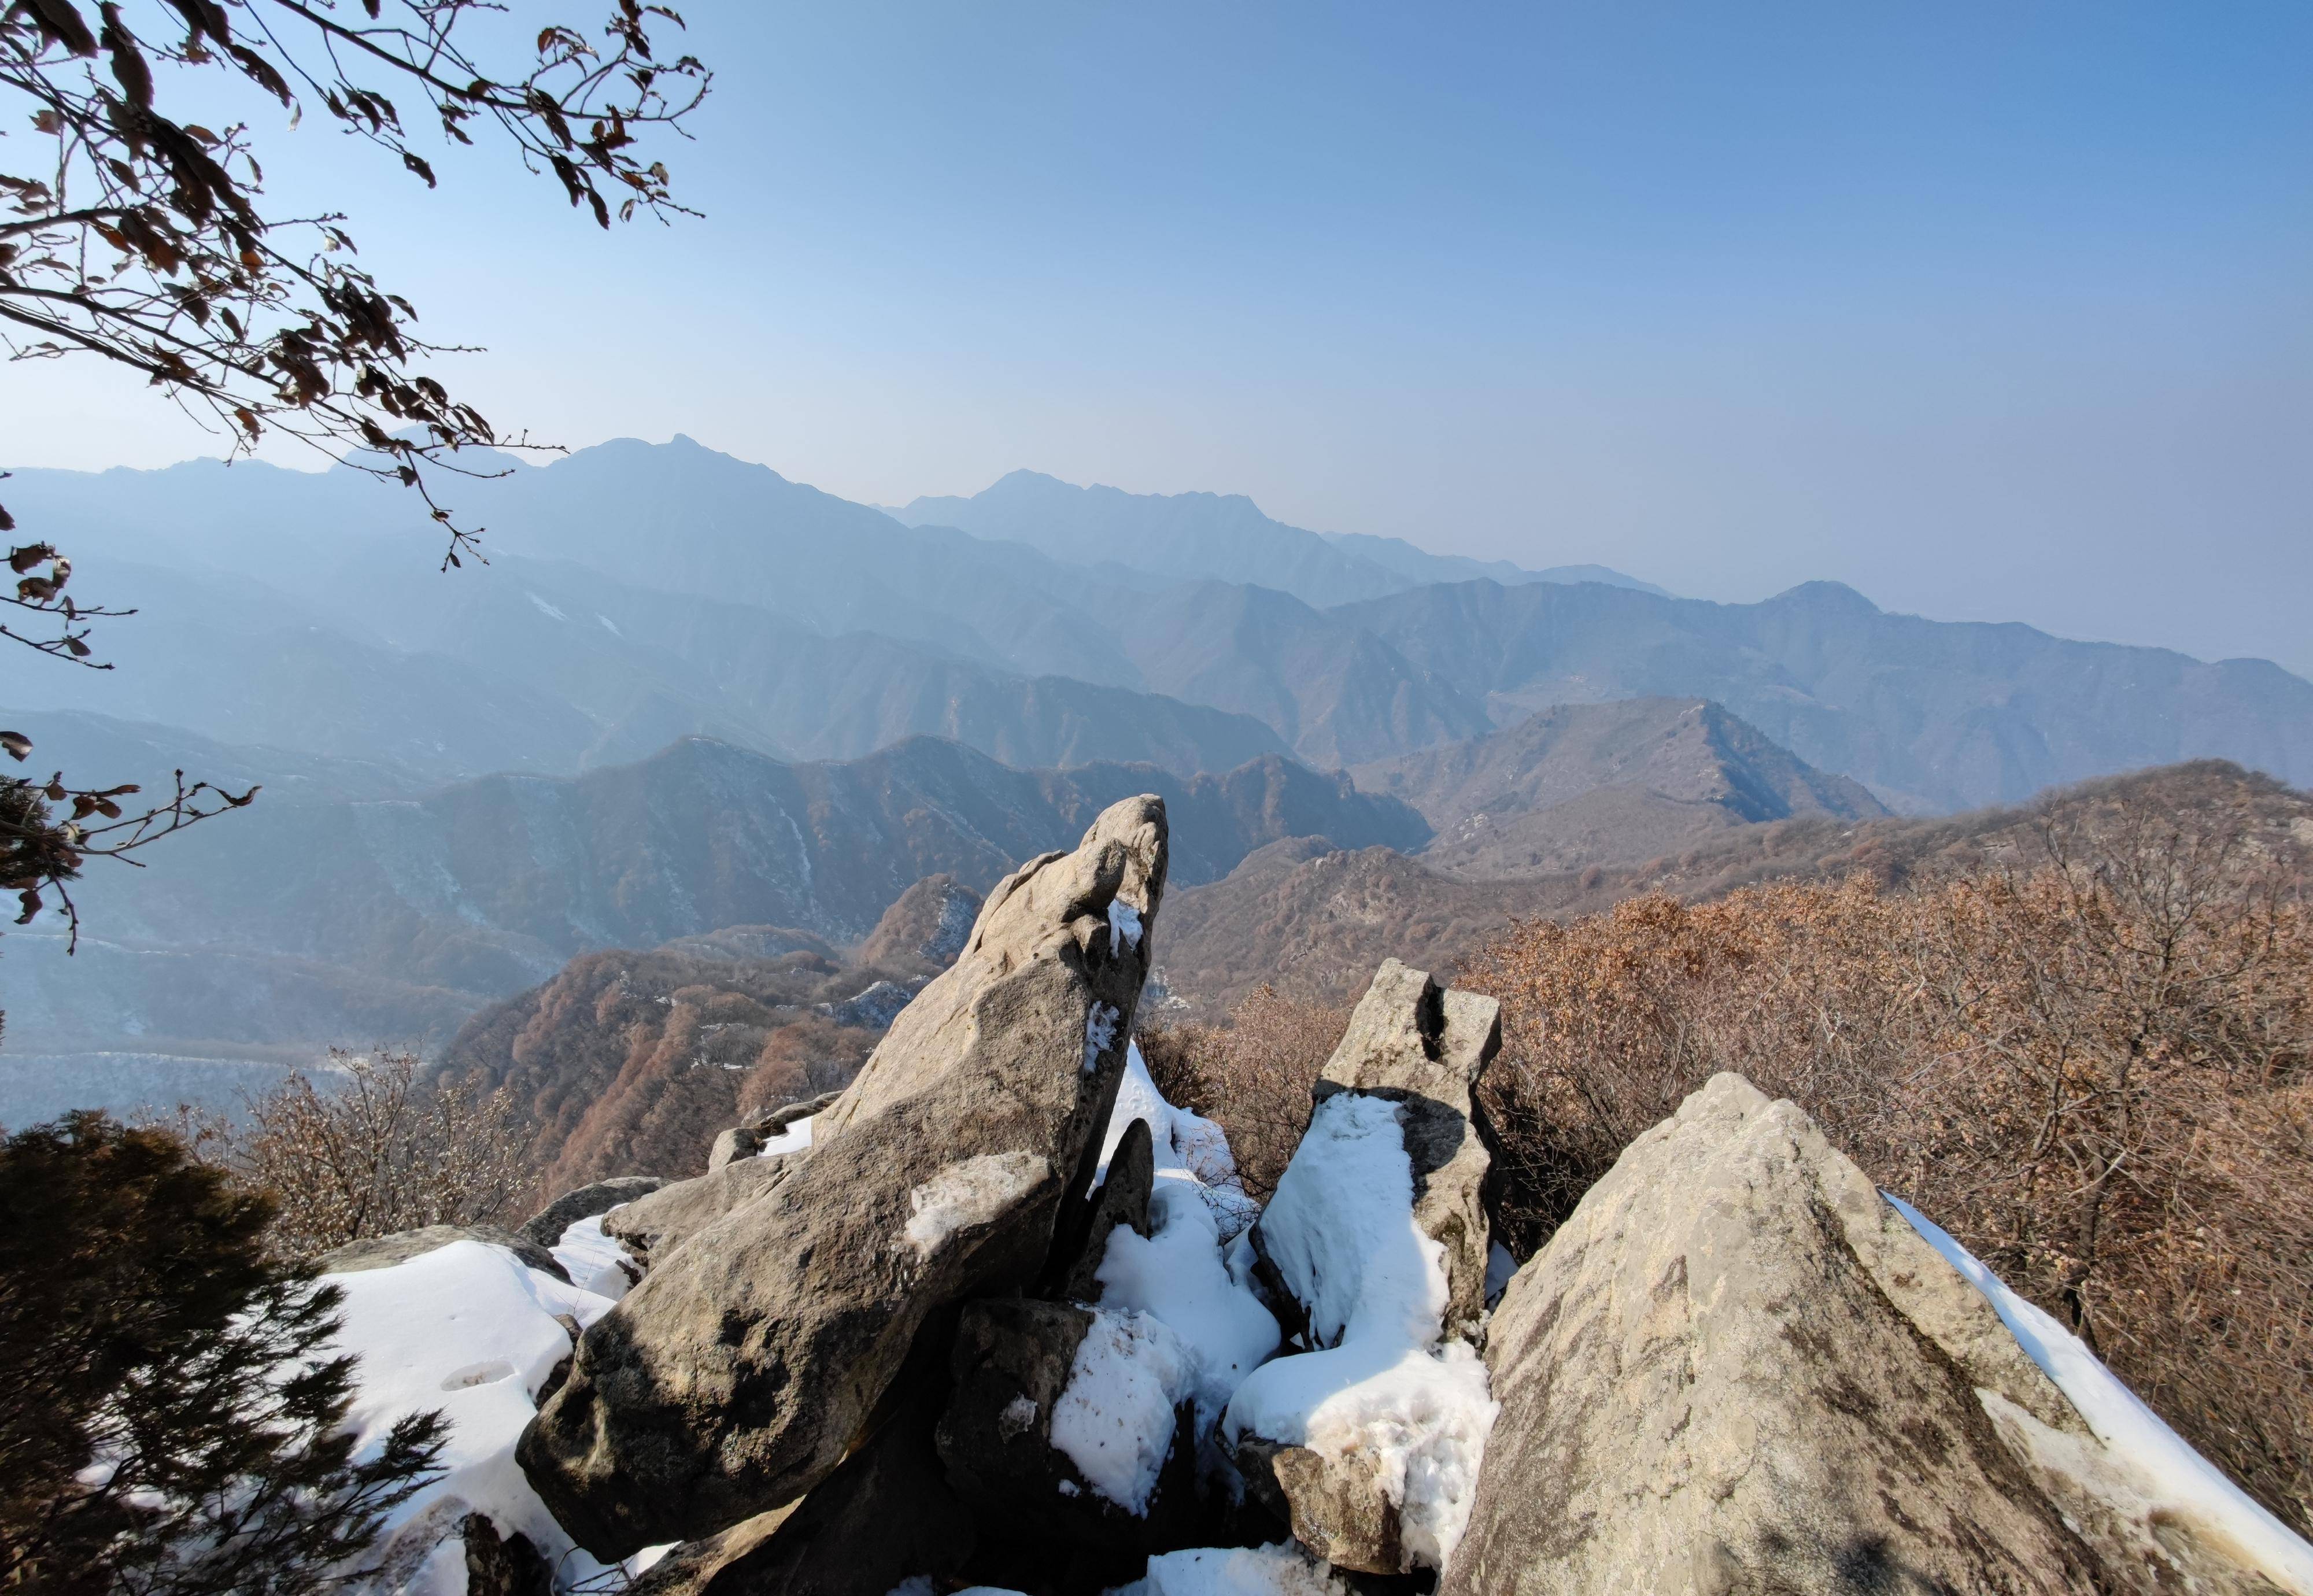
xmin=1457 ymin=786 xmax=2313 ymax=1535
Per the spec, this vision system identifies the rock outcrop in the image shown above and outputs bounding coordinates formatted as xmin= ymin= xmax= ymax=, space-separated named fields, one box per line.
xmin=626 ymin=1377 xmax=976 ymax=1596
xmin=517 ymin=1176 xmax=668 ymax=1250
xmin=1306 ymin=956 xmax=1499 ymax=1335
xmin=1443 ymin=1072 xmax=2271 ymax=1596
xmin=517 ymin=794 xmax=1169 ymax=1556
xmin=1056 ymin=1114 xmax=1154 ymax=1303
xmin=935 ymin=1298 xmax=1196 ymax=1559
xmin=600 ymin=1156 xmax=801 ymax=1261
xmin=1226 ymin=959 xmax=1502 ymax=1576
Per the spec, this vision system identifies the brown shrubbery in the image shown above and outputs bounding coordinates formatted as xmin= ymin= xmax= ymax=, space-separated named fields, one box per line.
xmin=1140 ymin=988 xmax=1349 ymax=1202
xmin=1458 ymin=791 xmax=2313 ymax=1535
xmin=224 ymin=1051 xmax=532 ymax=1258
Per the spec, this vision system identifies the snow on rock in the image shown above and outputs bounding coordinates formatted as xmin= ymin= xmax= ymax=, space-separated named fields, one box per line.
xmin=1110 ymin=1542 xmax=1346 ymax=1595
xmin=1222 ymin=1092 xmax=1499 ymax=1572
xmin=325 ymin=1239 xmax=636 ymax=1594
xmin=1107 ymin=898 xmax=1144 ymax=951
xmin=1098 ymin=1043 xmax=1256 ymax=1237
xmin=1089 ymin=1044 xmax=1279 ymax=1435
xmin=1047 ymin=1308 xmax=1195 ymax=1514
xmin=904 ymin=1151 xmax=1052 ymax=1258
xmin=552 ymin=1213 xmax=638 ymax=1301
xmin=1888 ymin=1194 xmax=2313 ymax=1591
xmin=1083 ymin=1002 xmax=1123 ymax=1074
xmin=756 ymin=1113 xmax=815 ymax=1157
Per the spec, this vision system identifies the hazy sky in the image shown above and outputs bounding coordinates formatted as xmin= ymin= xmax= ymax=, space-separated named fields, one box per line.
xmin=5 ymin=2 xmax=2309 ymax=674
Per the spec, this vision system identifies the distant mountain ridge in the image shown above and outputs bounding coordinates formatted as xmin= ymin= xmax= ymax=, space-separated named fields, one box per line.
xmin=1353 ymin=697 xmax=1888 ymax=878
xmin=892 ymin=467 xmax=1664 ymax=606
xmin=1 ymin=736 xmax=1425 ymax=1058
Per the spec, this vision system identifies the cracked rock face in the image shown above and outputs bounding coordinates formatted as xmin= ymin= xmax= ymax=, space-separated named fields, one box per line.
xmin=516 ymin=795 xmax=1169 ymax=1557
xmin=1443 ymin=1073 xmax=2140 ymax=1596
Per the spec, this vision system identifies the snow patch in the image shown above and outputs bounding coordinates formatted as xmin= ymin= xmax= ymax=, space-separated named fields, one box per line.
xmin=1107 ymin=898 xmax=1144 ymax=951
xmin=552 ymin=1212 xmax=638 ymax=1300
xmin=756 ymin=1114 xmax=816 ymax=1157
xmin=1113 ymin=1542 xmax=1347 ymax=1595
xmin=1083 ymin=1002 xmax=1122 ymax=1075
xmin=324 ymin=1239 xmax=645 ymax=1595
xmin=526 ymin=593 xmax=568 ymax=622
xmin=1887 ymin=1194 xmax=2313 ymax=1590
xmin=1048 ymin=1308 xmax=1194 ymax=1514
xmin=1221 ymin=1092 xmax=1498 ymax=1572
xmin=1089 ymin=1043 xmax=1279 ymax=1438
xmin=904 ymin=1151 xmax=1050 ymax=1258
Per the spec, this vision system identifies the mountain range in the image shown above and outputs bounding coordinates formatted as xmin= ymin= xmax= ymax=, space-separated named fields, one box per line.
xmin=6 ymin=436 xmax=2313 ymax=1114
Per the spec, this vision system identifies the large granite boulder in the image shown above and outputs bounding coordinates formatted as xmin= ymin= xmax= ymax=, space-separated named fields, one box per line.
xmin=518 ymin=1176 xmax=668 ymax=1250
xmin=518 ymin=795 xmax=1169 ymax=1556
xmin=1225 ymin=960 xmax=1502 ymax=1576
xmin=599 ymin=1156 xmax=800 ymax=1262
xmin=625 ymin=1376 xmax=976 ymax=1596
xmin=935 ymin=1298 xmax=1197 ymax=1560
xmin=1305 ymin=958 xmax=1499 ymax=1337
xmin=1441 ymin=1072 xmax=2302 ymax=1596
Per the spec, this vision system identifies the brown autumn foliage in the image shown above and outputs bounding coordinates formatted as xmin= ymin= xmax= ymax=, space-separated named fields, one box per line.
xmin=224 ymin=1050 xmax=530 ymax=1258
xmin=1140 ymin=987 xmax=1350 ymax=1202
xmin=1458 ymin=786 xmax=2313 ymax=1535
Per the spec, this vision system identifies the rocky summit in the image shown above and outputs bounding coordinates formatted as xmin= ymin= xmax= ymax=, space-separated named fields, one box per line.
xmin=300 ymin=796 xmax=2313 ymax=1596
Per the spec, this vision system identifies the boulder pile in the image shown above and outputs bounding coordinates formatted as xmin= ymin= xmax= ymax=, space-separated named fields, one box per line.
xmin=320 ymin=791 xmax=2313 ymax=1595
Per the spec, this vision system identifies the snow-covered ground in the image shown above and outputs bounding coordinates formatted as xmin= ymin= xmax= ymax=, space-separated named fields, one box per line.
xmin=323 ymin=1226 xmax=660 ymax=1594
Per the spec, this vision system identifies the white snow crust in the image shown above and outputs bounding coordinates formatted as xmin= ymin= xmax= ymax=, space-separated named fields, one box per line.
xmin=756 ymin=1113 xmax=816 ymax=1157
xmin=1220 ymin=1092 xmax=1498 ymax=1572
xmin=1048 ymin=1308 xmax=1195 ymax=1514
xmin=1090 ymin=1044 xmax=1279 ymax=1434
xmin=1888 ymin=1194 xmax=2313 ymax=1590
xmin=552 ymin=1212 xmax=638 ymax=1300
xmin=1110 ymin=1542 xmax=1346 ymax=1595
xmin=324 ymin=1239 xmax=646 ymax=1594
xmin=1108 ymin=899 xmax=1144 ymax=951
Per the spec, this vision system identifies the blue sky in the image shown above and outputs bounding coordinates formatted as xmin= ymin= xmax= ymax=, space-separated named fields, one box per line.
xmin=5 ymin=1 xmax=2308 ymax=673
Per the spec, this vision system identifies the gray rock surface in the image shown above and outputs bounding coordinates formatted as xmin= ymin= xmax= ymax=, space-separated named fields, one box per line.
xmin=746 ymin=1088 xmax=841 ymax=1135
xmin=460 ymin=1512 xmax=552 ymax=1596
xmin=936 ymin=1298 xmax=1195 ymax=1553
xmin=626 ymin=1377 xmax=976 ymax=1596
xmin=317 ymin=1224 xmax=569 ymax=1284
xmin=1228 ymin=962 xmax=1500 ymax=1576
xmin=1441 ymin=1073 xmax=2206 ymax=1596
xmin=1307 ymin=957 xmax=1499 ymax=1336
xmin=518 ymin=794 xmax=1169 ymax=1556
xmin=1057 ymin=1114 xmax=1155 ymax=1303
xmin=517 ymin=1176 xmax=668 ymax=1250
xmin=600 ymin=1155 xmax=799 ymax=1262
xmin=705 ymin=1126 xmax=761 ymax=1171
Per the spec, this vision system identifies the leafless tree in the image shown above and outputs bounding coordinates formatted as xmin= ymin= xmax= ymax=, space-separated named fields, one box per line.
xmin=1 ymin=0 xmax=710 ymax=965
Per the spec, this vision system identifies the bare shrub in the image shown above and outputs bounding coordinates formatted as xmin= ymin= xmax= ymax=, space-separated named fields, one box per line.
xmin=1459 ymin=788 xmax=2313 ymax=1534
xmin=226 ymin=1050 xmax=530 ymax=1258
xmin=1140 ymin=987 xmax=1350 ymax=1202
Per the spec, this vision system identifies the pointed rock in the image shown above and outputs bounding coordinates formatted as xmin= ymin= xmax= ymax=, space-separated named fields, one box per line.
xmin=518 ymin=1176 xmax=668 ymax=1251
xmin=1442 ymin=1072 xmax=2247 ymax=1596
xmin=1058 ymin=1114 xmax=1155 ymax=1303
xmin=518 ymin=795 xmax=1170 ymax=1557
